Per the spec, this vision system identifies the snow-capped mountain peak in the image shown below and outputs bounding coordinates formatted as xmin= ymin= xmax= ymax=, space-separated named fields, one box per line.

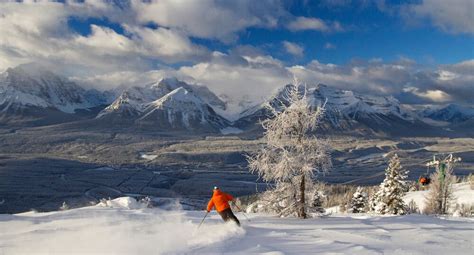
xmin=420 ymin=103 xmax=474 ymax=123
xmin=97 ymin=77 xmax=226 ymax=120
xmin=149 ymin=87 xmax=204 ymax=108
xmin=96 ymin=78 xmax=229 ymax=131
xmin=0 ymin=64 xmax=109 ymax=114
xmin=308 ymin=84 xmax=413 ymax=120
xmin=235 ymin=83 xmax=424 ymax=134
xmin=137 ymin=87 xmax=229 ymax=130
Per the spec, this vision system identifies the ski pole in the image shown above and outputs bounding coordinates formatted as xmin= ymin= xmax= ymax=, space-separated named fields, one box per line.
xmin=232 ymin=202 xmax=251 ymax=222
xmin=197 ymin=211 xmax=209 ymax=229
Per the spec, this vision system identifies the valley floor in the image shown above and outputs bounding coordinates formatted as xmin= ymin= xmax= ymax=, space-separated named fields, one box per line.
xmin=1 ymin=198 xmax=473 ymax=255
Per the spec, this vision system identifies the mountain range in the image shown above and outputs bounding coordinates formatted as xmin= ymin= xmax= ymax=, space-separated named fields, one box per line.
xmin=1 ymin=64 xmax=472 ymax=136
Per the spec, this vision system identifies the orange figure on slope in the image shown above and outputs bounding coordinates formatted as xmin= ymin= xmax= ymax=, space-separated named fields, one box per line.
xmin=207 ymin=186 xmax=240 ymax=226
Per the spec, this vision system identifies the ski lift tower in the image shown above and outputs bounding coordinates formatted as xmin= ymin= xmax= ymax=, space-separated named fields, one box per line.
xmin=426 ymin=154 xmax=462 ymax=183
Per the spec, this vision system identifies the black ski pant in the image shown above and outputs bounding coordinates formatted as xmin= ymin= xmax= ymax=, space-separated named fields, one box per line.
xmin=218 ymin=208 xmax=240 ymax=226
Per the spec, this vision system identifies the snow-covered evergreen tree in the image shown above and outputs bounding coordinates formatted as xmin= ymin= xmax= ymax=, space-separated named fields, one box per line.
xmin=349 ymin=187 xmax=367 ymax=213
xmin=368 ymin=192 xmax=379 ymax=212
xmin=309 ymin=189 xmax=326 ymax=214
xmin=247 ymin=78 xmax=332 ymax=218
xmin=371 ymin=154 xmax=409 ymax=215
xmin=424 ymin=154 xmax=460 ymax=215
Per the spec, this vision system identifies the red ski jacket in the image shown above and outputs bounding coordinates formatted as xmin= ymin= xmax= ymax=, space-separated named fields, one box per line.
xmin=207 ymin=189 xmax=234 ymax=212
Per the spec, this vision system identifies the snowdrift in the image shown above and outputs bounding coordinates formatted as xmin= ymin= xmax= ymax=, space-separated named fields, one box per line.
xmin=1 ymin=184 xmax=473 ymax=254
xmin=0 ymin=201 xmax=244 ymax=254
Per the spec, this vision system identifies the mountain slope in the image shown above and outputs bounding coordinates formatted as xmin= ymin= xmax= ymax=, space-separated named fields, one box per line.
xmin=136 ymin=87 xmax=229 ymax=131
xmin=421 ymin=104 xmax=474 ymax=123
xmin=0 ymin=64 xmax=110 ymax=125
xmin=96 ymin=78 xmax=230 ymax=132
xmin=0 ymin=64 xmax=108 ymax=113
xmin=235 ymin=84 xmax=435 ymax=136
xmin=97 ymin=78 xmax=226 ymax=120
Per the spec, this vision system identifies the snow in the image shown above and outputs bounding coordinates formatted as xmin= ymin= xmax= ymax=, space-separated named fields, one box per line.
xmin=87 ymin=166 xmax=116 ymax=171
xmin=241 ymin=83 xmax=417 ymax=129
xmin=98 ymin=77 xmax=226 ymax=121
xmin=403 ymin=182 xmax=473 ymax=213
xmin=421 ymin=103 xmax=474 ymax=123
xmin=308 ymin=84 xmax=412 ymax=120
xmin=0 ymin=201 xmax=244 ymax=255
xmin=1 ymin=184 xmax=473 ymax=254
xmin=0 ymin=65 xmax=106 ymax=113
xmin=96 ymin=196 xmax=145 ymax=209
xmin=152 ymin=87 xmax=203 ymax=107
xmin=1 ymin=201 xmax=472 ymax=254
xmin=220 ymin=127 xmax=244 ymax=135
xmin=140 ymin=87 xmax=209 ymax=127
xmin=140 ymin=152 xmax=158 ymax=160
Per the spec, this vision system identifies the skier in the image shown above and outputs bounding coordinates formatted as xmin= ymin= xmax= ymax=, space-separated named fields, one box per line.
xmin=207 ymin=186 xmax=240 ymax=226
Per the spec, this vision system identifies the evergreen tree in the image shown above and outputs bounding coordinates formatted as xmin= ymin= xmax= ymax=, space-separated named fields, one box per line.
xmin=368 ymin=192 xmax=379 ymax=212
xmin=349 ymin=187 xmax=367 ymax=213
xmin=372 ymin=154 xmax=409 ymax=215
xmin=309 ymin=189 xmax=326 ymax=214
xmin=247 ymin=78 xmax=332 ymax=218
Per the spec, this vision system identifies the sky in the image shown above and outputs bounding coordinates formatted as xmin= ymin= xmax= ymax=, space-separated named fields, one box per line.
xmin=0 ymin=0 xmax=473 ymax=106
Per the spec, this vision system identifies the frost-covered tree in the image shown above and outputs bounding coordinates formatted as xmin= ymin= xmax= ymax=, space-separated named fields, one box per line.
xmin=424 ymin=154 xmax=460 ymax=215
xmin=249 ymin=182 xmax=300 ymax=217
xmin=368 ymin=192 xmax=379 ymax=213
xmin=371 ymin=154 xmax=409 ymax=215
xmin=348 ymin=187 xmax=367 ymax=213
xmin=406 ymin=199 xmax=420 ymax=214
xmin=309 ymin=188 xmax=326 ymax=214
xmin=60 ymin=201 xmax=69 ymax=211
xmin=247 ymin=79 xmax=332 ymax=218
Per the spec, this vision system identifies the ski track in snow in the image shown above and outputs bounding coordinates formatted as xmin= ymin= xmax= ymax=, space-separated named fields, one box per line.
xmin=1 ymin=197 xmax=473 ymax=255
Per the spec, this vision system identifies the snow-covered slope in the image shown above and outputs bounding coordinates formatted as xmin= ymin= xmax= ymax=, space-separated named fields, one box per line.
xmin=96 ymin=86 xmax=162 ymax=119
xmin=0 ymin=64 xmax=109 ymax=114
xmin=235 ymin=84 xmax=431 ymax=135
xmin=310 ymin=84 xmax=414 ymax=120
xmin=136 ymin=87 xmax=229 ymax=131
xmin=1 ymin=192 xmax=472 ymax=254
xmin=403 ymin=182 xmax=474 ymax=214
xmin=97 ymin=77 xmax=226 ymax=120
xmin=420 ymin=104 xmax=474 ymax=123
xmin=97 ymin=78 xmax=230 ymax=131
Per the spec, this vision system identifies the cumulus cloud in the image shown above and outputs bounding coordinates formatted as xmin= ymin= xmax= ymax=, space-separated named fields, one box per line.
xmin=403 ymin=87 xmax=452 ymax=103
xmin=287 ymin=17 xmax=344 ymax=32
xmin=402 ymin=0 xmax=474 ymax=35
xmin=168 ymin=49 xmax=473 ymax=108
xmin=0 ymin=0 xmax=346 ymax=75
xmin=72 ymin=69 xmax=180 ymax=91
xmin=132 ymin=0 xmax=286 ymax=42
xmin=178 ymin=52 xmax=291 ymax=103
xmin=124 ymin=26 xmax=209 ymax=61
xmin=0 ymin=0 xmax=471 ymax=109
xmin=446 ymin=59 xmax=474 ymax=74
xmin=288 ymin=58 xmax=474 ymax=105
xmin=0 ymin=1 xmax=209 ymax=74
xmin=282 ymin=41 xmax=304 ymax=57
